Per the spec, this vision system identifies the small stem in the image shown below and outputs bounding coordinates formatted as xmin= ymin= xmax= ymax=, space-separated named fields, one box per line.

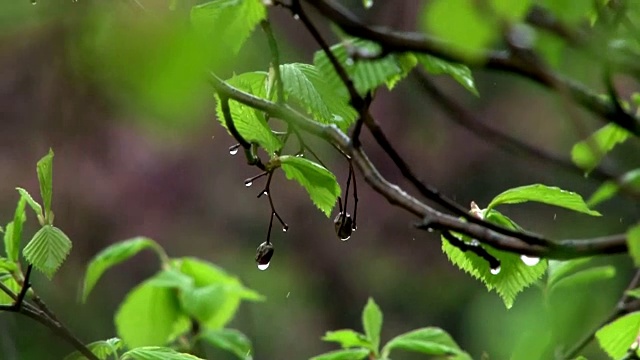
xmin=261 ymin=19 xmax=285 ymax=104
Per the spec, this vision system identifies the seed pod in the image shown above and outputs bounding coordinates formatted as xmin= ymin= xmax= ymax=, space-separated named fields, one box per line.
xmin=333 ymin=212 xmax=353 ymax=241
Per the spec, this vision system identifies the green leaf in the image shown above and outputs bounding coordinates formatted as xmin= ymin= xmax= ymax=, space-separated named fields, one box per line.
xmin=198 ymin=328 xmax=252 ymax=360
xmin=115 ymin=279 xmax=183 ymax=348
xmin=36 ymin=149 xmax=54 ymax=219
xmin=362 ymin=298 xmax=383 ymax=353
xmin=280 ymin=63 xmax=357 ymax=128
xmin=587 ymin=169 xmax=640 ymax=207
xmin=571 ymin=123 xmax=631 ymax=174
xmin=322 ymin=330 xmax=371 ymax=349
xmin=421 ymin=0 xmax=497 ymax=59
xmin=278 ymin=156 xmax=340 ymax=217
xmin=487 ymin=184 xmax=601 ymax=216
xmin=628 ymin=224 xmax=640 ymax=267
xmin=310 ymin=348 xmax=370 ymax=360
xmin=381 ymin=327 xmax=468 ymax=359
xmin=547 ymin=258 xmax=593 ymax=289
xmin=176 ymin=257 xmax=263 ymax=329
xmin=627 ymin=288 xmax=640 ymax=299
xmin=63 ymin=338 xmax=123 ymax=360
xmin=190 ymin=0 xmax=266 ymax=55
xmin=539 ymin=0 xmax=593 ymax=24
xmin=417 ymin=54 xmax=478 ymax=95
xmin=595 ymin=311 xmax=640 ymax=359
xmin=0 ymin=257 xmax=17 ymax=273
xmin=146 ymin=268 xmax=194 ymax=290
xmin=22 ymin=225 xmax=72 ymax=279
xmin=16 ymin=187 xmax=43 ymax=218
xmin=0 ymin=276 xmax=20 ymax=305
xmin=215 ymin=72 xmax=282 ymax=154
xmin=122 ymin=347 xmax=204 ymax=360
xmin=490 ymin=0 xmax=532 ymax=20
xmin=313 ymin=39 xmax=417 ymax=97
xmin=548 ymin=266 xmax=615 ymax=295
xmin=81 ymin=237 xmax=166 ymax=303
xmin=442 ymin=211 xmax=547 ymax=308
xmin=4 ymin=197 xmax=27 ymax=262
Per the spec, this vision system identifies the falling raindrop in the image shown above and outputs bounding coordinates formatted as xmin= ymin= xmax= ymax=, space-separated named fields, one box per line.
xmin=490 ymin=266 xmax=501 ymax=275
xmin=286 ymin=291 xmax=290 ymax=298
xmin=256 ymin=241 xmax=274 ymax=271
xmin=282 ymin=225 xmax=289 ymax=232
xmin=334 ymin=212 xmax=353 ymax=241
xmin=553 ymin=213 xmax=556 ymax=220
xmin=293 ymin=14 xmax=300 ymax=20
xmin=229 ymin=145 xmax=240 ymax=155
xmin=521 ymin=255 xmax=540 ymax=266
xmin=245 ymin=181 xmax=253 ymax=187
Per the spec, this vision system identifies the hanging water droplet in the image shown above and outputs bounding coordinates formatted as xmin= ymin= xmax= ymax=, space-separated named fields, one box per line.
xmin=334 ymin=212 xmax=353 ymax=241
xmin=490 ymin=266 xmax=501 ymax=275
xmin=256 ymin=241 xmax=274 ymax=271
xmin=262 ymin=191 xmax=268 ymax=196
xmin=470 ymin=239 xmax=480 ymax=246
xmin=282 ymin=225 xmax=289 ymax=232
xmin=229 ymin=145 xmax=240 ymax=155
xmin=521 ymin=255 xmax=540 ymax=266
xmin=293 ymin=14 xmax=300 ymax=20
xmin=245 ymin=181 xmax=253 ymax=187
xmin=427 ymin=227 xmax=434 ymax=233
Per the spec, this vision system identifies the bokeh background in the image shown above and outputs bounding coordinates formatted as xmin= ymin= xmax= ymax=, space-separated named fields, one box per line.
xmin=1 ymin=1 xmax=639 ymax=359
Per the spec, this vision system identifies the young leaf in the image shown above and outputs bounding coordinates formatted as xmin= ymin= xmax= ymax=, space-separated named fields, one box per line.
xmin=417 ymin=54 xmax=478 ymax=95
xmin=0 ymin=257 xmax=18 ymax=273
xmin=628 ymin=224 xmax=640 ymax=267
xmin=16 ymin=187 xmax=43 ymax=218
xmin=547 ymin=258 xmax=593 ymax=289
xmin=322 ymin=330 xmax=372 ymax=349
xmin=177 ymin=257 xmax=263 ymax=329
xmin=115 ymin=279 xmax=183 ymax=348
xmin=362 ymin=298 xmax=383 ymax=353
xmin=548 ymin=266 xmax=615 ymax=295
xmin=278 ymin=156 xmax=340 ymax=217
xmin=63 ymin=337 xmax=123 ymax=360
xmin=215 ymin=72 xmax=282 ymax=154
xmin=36 ymin=149 xmax=54 ymax=219
xmin=310 ymin=348 xmax=370 ymax=360
xmin=198 ymin=328 xmax=252 ymax=360
xmin=190 ymin=0 xmax=266 ymax=55
xmin=0 ymin=276 xmax=20 ymax=305
xmin=22 ymin=225 xmax=72 ymax=279
xmin=490 ymin=0 xmax=532 ymax=21
xmin=121 ymin=347 xmax=204 ymax=360
xmin=421 ymin=0 xmax=498 ymax=59
xmin=487 ymin=184 xmax=601 ymax=216
xmin=313 ymin=39 xmax=417 ymax=96
xmin=81 ymin=237 xmax=167 ymax=302
xmin=627 ymin=288 xmax=640 ymax=299
xmin=280 ymin=63 xmax=357 ymax=128
xmin=4 ymin=197 xmax=27 ymax=262
xmin=442 ymin=211 xmax=547 ymax=308
xmin=571 ymin=123 xmax=630 ymax=174
xmin=595 ymin=311 xmax=640 ymax=359
xmin=146 ymin=268 xmax=194 ymax=290
xmin=588 ymin=169 xmax=640 ymax=207
xmin=381 ymin=327 xmax=469 ymax=359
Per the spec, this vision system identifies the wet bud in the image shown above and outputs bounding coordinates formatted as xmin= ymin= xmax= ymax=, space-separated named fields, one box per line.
xmin=255 ymin=241 xmax=274 ymax=270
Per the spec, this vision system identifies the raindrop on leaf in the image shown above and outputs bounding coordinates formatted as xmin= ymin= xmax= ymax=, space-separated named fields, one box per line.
xmin=521 ymin=255 xmax=540 ymax=266
xmin=490 ymin=266 xmax=501 ymax=275
xmin=334 ymin=212 xmax=353 ymax=241
xmin=256 ymin=241 xmax=274 ymax=271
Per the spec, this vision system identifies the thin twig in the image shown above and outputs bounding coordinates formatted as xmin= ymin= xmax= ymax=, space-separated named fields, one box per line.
xmin=261 ymin=19 xmax=285 ymax=104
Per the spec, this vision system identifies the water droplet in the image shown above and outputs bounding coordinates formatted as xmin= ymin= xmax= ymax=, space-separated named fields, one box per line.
xmin=334 ymin=212 xmax=353 ymax=241
xmin=245 ymin=181 xmax=252 ymax=187
xmin=293 ymin=14 xmax=300 ymax=20
xmin=229 ymin=146 xmax=240 ymax=155
xmin=345 ymin=58 xmax=354 ymax=66
xmin=257 ymin=263 xmax=270 ymax=270
xmin=256 ymin=241 xmax=274 ymax=270
xmin=553 ymin=213 xmax=557 ymax=220
xmin=296 ymin=153 xmax=304 ymax=157
xmin=282 ymin=225 xmax=289 ymax=232
xmin=363 ymin=0 xmax=373 ymax=9
xmin=470 ymin=239 xmax=480 ymax=246
xmin=490 ymin=266 xmax=501 ymax=275
xmin=427 ymin=227 xmax=434 ymax=233
xmin=341 ymin=235 xmax=351 ymax=241
xmin=521 ymin=255 xmax=540 ymax=266
xmin=286 ymin=291 xmax=290 ymax=298
xmin=262 ymin=191 xmax=268 ymax=196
